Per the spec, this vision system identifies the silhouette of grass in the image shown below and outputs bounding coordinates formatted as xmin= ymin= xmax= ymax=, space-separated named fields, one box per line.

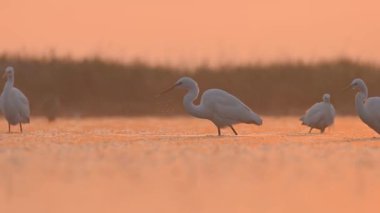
xmin=0 ymin=54 xmax=378 ymax=117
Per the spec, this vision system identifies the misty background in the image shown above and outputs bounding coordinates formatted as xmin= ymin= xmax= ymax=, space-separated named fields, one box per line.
xmin=0 ymin=55 xmax=378 ymax=117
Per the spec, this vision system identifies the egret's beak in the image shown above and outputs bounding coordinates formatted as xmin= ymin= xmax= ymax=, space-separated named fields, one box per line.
xmin=341 ymin=84 xmax=352 ymax=92
xmin=159 ymin=83 xmax=178 ymax=96
xmin=157 ymin=82 xmax=181 ymax=97
xmin=2 ymin=72 xmax=6 ymax=79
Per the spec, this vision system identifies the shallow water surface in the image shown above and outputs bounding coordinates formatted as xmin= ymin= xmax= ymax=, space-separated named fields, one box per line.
xmin=0 ymin=116 xmax=380 ymax=213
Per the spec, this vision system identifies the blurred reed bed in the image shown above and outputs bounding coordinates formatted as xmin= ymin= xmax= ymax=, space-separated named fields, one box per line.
xmin=0 ymin=54 xmax=379 ymax=117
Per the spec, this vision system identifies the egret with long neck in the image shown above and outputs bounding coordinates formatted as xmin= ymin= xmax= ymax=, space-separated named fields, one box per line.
xmin=350 ymin=78 xmax=380 ymax=134
xmin=0 ymin=66 xmax=30 ymax=133
xmin=161 ymin=77 xmax=262 ymax=136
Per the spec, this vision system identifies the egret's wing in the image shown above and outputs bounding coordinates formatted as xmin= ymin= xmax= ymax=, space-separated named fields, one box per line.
xmin=330 ymin=104 xmax=336 ymax=122
xmin=302 ymin=102 xmax=324 ymax=125
xmin=365 ymin=97 xmax=380 ymax=121
xmin=13 ymin=88 xmax=29 ymax=105
xmin=12 ymin=87 xmax=30 ymax=119
xmin=300 ymin=115 xmax=305 ymax=122
xmin=214 ymin=100 xmax=251 ymax=120
xmin=310 ymin=110 xmax=326 ymax=125
xmin=202 ymin=89 xmax=261 ymax=124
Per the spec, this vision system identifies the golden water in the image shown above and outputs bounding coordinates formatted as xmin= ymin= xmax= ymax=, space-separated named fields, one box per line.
xmin=0 ymin=116 xmax=379 ymax=213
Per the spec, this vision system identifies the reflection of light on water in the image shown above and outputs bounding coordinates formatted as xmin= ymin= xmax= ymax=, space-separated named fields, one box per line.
xmin=95 ymin=133 xmax=265 ymax=137
xmin=0 ymin=116 xmax=380 ymax=213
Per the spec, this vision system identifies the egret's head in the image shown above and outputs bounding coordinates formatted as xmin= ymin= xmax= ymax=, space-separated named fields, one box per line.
xmin=322 ymin=93 xmax=331 ymax=103
xmin=161 ymin=76 xmax=198 ymax=94
xmin=350 ymin=78 xmax=366 ymax=92
xmin=174 ymin=77 xmax=197 ymax=90
xmin=3 ymin=66 xmax=14 ymax=80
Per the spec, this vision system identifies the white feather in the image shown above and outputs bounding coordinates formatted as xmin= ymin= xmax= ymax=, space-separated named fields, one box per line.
xmin=1 ymin=66 xmax=30 ymax=129
xmin=301 ymin=93 xmax=335 ymax=133
xmin=163 ymin=77 xmax=262 ymax=135
xmin=351 ymin=79 xmax=380 ymax=134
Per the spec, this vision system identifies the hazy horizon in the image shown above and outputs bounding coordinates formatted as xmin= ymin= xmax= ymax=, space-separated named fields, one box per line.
xmin=1 ymin=0 xmax=380 ymax=66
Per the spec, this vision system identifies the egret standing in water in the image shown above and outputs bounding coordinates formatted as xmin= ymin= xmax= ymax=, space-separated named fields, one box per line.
xmin=0 ymin=66 xmax=30 ymax=133
xmin=300 ymin=93 xmax=335 ymax=133
xmin=161 ymin=77 xmax=262 ymax=136
xmin=349 ymin=78 xmax=380 ymax=134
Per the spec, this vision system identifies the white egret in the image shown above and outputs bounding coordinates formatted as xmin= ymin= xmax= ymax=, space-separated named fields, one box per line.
xmin=161 ymin=77 xmax=262 ymax=136
xmin=1 ymin=66 xmax=30 ymax=132
xmin=349 ymin=78 xmax=380 ymax=134
xmin=300 ymin=93 xmax=335 ymax=133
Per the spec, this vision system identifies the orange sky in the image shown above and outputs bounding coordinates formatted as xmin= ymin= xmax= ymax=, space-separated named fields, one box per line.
xmin=1 ymin=0 xmax=380 ymax=66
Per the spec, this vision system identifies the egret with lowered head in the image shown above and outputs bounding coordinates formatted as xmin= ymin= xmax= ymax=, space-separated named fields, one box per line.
xmin=161 ymin=77 xmax=262 ymax=136
xmin=300 ymin=93 xmax=335 ymax=133
xmin=349 ymin=78 xmax=380 ymax=134
xmin=0 ymin=66 xmax=30 ymax=132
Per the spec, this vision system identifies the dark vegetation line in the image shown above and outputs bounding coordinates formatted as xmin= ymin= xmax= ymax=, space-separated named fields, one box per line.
xmin=0 ymin=54 xmax=379 ymax=117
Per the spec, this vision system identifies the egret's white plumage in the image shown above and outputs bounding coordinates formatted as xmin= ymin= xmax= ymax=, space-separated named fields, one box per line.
xmin=350 ymin=78 xmax=380 ymax=134
xmin=300 ymin=93 xmax=335 ymax=133
xmin=1 ymin=66 xmax=30 ymax=132
xmin=162 ymin=77 xmax=262 ymax=135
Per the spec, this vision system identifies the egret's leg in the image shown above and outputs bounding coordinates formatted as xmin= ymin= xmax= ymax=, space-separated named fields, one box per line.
xmin=218 ymin=127 xmax=221 ymax=136
xmin=309 ymin=128 xmax=313 ymax=133
xmin=8 ymin=123 xmax=10 ymax=133
xmin=230 ymin=125 xmax=238 ymax=135
xmin=19 ymin=123 xmax=23 ymax=133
